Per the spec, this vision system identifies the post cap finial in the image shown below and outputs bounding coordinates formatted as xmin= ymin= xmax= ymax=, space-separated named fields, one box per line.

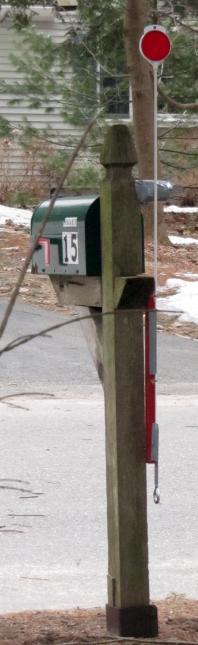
xmin=100 ymin=124 xmax=137 ymax=167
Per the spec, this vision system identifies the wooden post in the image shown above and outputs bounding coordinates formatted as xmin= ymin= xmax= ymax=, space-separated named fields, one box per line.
xmin=100 ymin=124 xmax=158 ymax=637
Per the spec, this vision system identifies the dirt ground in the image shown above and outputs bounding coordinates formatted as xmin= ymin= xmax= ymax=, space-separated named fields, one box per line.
xmin=0 ymin=596 xmax=197 ymax=644
xmin=0 ymin=213 xmax=197 ymax=338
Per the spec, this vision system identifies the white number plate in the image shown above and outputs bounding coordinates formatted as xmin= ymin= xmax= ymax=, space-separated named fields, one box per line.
xmin=62 ymin=232 xmax=79 ymax=265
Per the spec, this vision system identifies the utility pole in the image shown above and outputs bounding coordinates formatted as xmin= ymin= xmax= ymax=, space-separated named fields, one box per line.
xmin=100 ymin=124 xmax=158 ymax=637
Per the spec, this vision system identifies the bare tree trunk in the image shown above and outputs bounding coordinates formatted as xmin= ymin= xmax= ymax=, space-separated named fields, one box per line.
xmin=123 ymin=0 xmax=166 ymax=239
xmin=124 ymin=0 xmax=154 ymax=178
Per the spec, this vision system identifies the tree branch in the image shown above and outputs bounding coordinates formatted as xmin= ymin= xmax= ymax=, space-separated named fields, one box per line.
xmin=0 ymin=307 xmax=183 ymax=358
xmin=158 ymin=83 xmax=198 ymax=111
xmin=160 ymin=148 xmax=198 ymax=157
xmin=176 ymin=18 xmax=198 ymax=34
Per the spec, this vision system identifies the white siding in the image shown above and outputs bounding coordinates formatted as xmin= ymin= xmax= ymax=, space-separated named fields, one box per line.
xmin=0 ymin=7 xmax=79 ymax=184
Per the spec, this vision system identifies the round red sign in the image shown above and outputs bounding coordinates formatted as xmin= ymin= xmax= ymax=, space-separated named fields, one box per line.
xmin=139 ymin=26 xmax=171 ymax=64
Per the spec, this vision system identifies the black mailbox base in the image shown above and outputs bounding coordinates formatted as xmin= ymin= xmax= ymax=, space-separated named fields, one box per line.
xmin=106 ymin=603 xmax=158 ymax=637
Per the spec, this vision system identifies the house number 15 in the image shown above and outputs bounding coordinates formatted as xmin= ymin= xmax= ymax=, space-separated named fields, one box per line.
xmin=62 ymin=232 xmax=79 ymax=264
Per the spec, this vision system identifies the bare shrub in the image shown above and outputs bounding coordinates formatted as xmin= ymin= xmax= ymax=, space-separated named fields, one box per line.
xmin=0 ymin=134 xmax=101 ymax=206
xmin=0 ymin=137 xmax=50 ymax=205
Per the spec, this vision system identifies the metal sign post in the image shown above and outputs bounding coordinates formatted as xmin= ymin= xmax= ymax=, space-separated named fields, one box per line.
xmin=139 ymin=25 xmax=171 ymax=502
xmin=153 ymin=62 xmax=158 ymax=290
xmin=139 ymin=25 xmax=171 ymax=289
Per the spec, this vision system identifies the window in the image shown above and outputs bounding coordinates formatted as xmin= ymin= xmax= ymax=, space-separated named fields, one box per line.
xmin=97 ymin=66 xmax=132 ymax=119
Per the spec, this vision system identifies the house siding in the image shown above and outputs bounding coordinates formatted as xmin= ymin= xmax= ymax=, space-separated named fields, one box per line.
xmin=0 ymin=7 xmax=80 ymax=187
xmin=0 ymin=6 xmax=197 ymax=194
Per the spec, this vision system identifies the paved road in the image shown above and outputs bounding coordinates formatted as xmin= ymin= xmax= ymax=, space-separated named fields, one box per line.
xmin=0 ymin=298 xmax=197 ymax=612
xmin=0 ymin=297 xmax=197 ymax=397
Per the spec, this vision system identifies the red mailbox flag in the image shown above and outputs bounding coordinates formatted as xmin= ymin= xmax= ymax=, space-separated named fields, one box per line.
xmin=139 ymin=25 xmax=171 ymax=64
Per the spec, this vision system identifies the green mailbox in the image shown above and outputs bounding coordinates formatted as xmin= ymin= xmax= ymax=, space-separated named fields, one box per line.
xmin=31 ymin=195 xmax=101 ymax=276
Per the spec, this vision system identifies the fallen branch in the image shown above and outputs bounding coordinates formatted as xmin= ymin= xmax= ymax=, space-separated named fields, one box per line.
xmin=0 ymin=308 xmax=184 ymax=358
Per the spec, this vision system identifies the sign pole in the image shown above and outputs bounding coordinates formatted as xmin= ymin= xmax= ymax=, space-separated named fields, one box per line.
xmin=139 ymin=25 xmax=171 ymax=502
xmin=139 ymin=25 xmax=171 ymax=289
xmin=153 ymin=62 xmax=158 ymax=292
xmin=153 ymin=62 xmax=160 ymax=503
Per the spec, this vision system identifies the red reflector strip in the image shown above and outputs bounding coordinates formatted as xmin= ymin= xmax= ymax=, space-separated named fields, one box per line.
xmin=37 ymin=237 xmax=50 ymax=266
xmin=145 ymin=294 xmax=156 ymax=463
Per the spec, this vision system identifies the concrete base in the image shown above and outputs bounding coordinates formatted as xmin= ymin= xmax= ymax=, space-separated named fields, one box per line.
xmin=106 ymin=603 xmax=158 ymax=637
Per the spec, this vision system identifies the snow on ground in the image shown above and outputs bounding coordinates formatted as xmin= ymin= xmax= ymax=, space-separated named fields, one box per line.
xmin=165 ymin=205 xmax=198 ymax=214
xmin=169 ymin=235 xmax=198 ymax=246
xmin=180 ymin=273 xmax=198 ymax=279
xmin=0 ymin=204 xmax=32 ymax=228
xmin=158 ymin=279 xmax=198 ymax=325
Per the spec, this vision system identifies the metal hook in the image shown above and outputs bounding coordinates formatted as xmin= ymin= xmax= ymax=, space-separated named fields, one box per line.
xmin=153 ymin=461 xmax=160 ymax=504
xmin=153 ymin=487 xmax=160 ymax=504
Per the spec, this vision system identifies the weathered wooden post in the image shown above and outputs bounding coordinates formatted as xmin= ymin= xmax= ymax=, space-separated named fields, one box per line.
xmin=31 ymin=124 xmax=158 ymax=636
xmin=100 ymin=124 xmax=158 ymax=637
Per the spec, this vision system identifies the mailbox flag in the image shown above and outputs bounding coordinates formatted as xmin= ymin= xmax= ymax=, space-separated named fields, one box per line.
xmin=37 ymin=237 xmax=50 ymax=266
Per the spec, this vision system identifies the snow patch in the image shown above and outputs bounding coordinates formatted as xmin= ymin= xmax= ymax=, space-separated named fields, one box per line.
xmin=182 ymin=273 xmax=198 ymax=279
xmin=158 ymin=279 xmax=198 ymax=324
xmin=169 ymin=235 xmax=198 ymax=246
xmin=165 ymin=205 xmax=198 ymax=214
xmin=0 ymin=204 xmax=32 ymax=228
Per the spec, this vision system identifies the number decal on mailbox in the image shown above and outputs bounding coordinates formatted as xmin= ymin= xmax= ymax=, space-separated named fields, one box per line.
xmin=62 ymin=232 xmax=79 ymax=264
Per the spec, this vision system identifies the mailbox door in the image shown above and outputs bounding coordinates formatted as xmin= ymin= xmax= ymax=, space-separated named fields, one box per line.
xmin=31 ymin=195 xmax=101 ymax=276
